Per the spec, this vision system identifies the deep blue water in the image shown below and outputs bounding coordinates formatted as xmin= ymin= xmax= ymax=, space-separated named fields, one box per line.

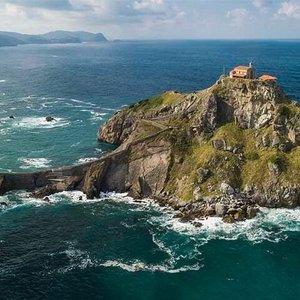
xmin=0 ymin=41 xmax=300 ymax=299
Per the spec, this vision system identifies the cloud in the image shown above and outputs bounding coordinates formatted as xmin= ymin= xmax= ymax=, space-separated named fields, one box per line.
xmin=4 ymin=0 xmax=73 ymax=10
xmin=277 ymin=1 xmax=300 ymax=18
xmin=252 ymin=0 xmax=274 ymax=13
xmin=226 ymin=8 xmax=252 ymax=27
xmin=0 ymin=0 xmax=299 ymax=39
xmin=253 ymin=0 xmax=268 ymax=8
xmin=4 ymin=3 xmax=27 ymax=17
xmin=133 ymin=0 xmax=165 ymax=12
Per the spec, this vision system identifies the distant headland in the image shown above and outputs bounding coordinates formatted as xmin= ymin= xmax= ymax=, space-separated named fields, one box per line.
xmin=0 ymin=30 xmax=108 ymax=47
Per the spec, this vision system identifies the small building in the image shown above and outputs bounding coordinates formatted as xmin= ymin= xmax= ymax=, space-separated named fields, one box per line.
xmin=229 ymin=63 xmax=256 ymax=79
xmin=259 ymin=75 xmax=277 ymax=81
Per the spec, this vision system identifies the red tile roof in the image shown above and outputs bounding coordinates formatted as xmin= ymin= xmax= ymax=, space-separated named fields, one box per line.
xmin=233 ymin=65 xmax=251 ymax=71
xmin=259 ymin=75 xmax=277 ymax=81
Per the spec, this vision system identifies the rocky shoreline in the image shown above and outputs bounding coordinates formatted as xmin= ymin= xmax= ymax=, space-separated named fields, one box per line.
xmin=1 ymin=77 xmax=300 ymax=224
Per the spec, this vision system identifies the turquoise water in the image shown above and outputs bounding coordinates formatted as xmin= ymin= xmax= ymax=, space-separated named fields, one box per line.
xmin=1 ymin=41 xmax=300 ymax=299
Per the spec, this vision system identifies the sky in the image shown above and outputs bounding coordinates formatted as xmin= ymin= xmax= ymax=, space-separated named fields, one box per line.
xmin=0 ymin=0 xmax=299 ymax=39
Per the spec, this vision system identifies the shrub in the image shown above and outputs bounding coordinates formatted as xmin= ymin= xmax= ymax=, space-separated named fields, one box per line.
xmin=244 ymin=151 xmax=259 ymax=161
xmin=269 ymin=152 xmax=287 ymax=171
xmin=277 ymin=105 xmax=293 ymax=118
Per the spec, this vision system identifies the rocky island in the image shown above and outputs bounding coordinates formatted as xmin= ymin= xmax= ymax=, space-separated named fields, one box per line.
xmin=1 ymin=76 xmax=300 ymax=223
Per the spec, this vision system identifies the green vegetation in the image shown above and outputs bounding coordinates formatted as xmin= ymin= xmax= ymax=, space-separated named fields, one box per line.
xmin=277 ymin=105 xmax=294 ymax=118
xmin=104 ymin=77 xmax=300 ymax=203
xmin=212 ymin=123 xmax=244 ymax=148
xmin=130 ymin=92 xmax=185 ymax=112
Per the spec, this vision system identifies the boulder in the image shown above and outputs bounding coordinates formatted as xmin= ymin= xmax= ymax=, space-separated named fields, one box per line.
xmin=271 ymin=134 xmax=281 ymax=148
xmin=205 ymin=205 xmax=215 ymax=216
xmin=193 ymin=187 xmax=202 ymax=201
xmin=192 ymin=221 xmax=203 ymax=228
xmin=256 ymin=114 xmax=272 ymax=128
xmin=196 ymin=168 xmax=210 ymax=184
xmin=246 ymin=206 xmax=259 ymax=219
xmin=45 ymin=116 xmax=55 ymax=122
xmin=215 ymin=203 xmax=228 ymax=217
xmin=223 ymin=214 xmax=235 ymax=223
xmin=220 ymin=182 xmax=235 ymax=195
xmin=212 ymin=139 xmax=226 ymax=150
xmin=233 ymin=208 xmax=246 ymax=221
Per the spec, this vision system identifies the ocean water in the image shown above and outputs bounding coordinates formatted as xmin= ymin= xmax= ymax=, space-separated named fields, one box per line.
xmin=0 ymin=41 xmax=300 ymax=299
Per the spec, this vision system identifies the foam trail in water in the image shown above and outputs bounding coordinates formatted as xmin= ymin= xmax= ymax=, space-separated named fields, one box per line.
xmin=57 ymin=241 xmax=203 ymax=274
xmin=19 ymin=158 xmax=52 ymax=169
xmin=99 ymin=260 xmax=203 ymax=273
xmin=13 ymin=117 xmax=69 ymax=129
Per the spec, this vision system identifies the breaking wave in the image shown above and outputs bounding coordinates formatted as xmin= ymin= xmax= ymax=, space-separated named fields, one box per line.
xmin=19 ymin=158 xmax=52 ymax=169
xmin=75 ymin=157 xmax=99 ymax=164
xmin=13 ymin=117 xmax=69 ymax=129
xmin=1 ymin=191 xmax=300 ymax=274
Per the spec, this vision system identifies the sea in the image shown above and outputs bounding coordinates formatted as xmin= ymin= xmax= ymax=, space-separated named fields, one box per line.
xmin=0 ymin=40 xmax=300 ymax=300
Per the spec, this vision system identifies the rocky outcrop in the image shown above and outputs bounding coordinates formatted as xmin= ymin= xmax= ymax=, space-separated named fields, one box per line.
xmin=1 ymin=77 xmax=300 ymax=224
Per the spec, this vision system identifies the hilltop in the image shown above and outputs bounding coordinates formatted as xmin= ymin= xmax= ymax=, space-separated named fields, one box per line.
xmin=1 ymin=76 xmax=300 ymax=223
xmin=0 ymin=31 xmax=107 ymax=47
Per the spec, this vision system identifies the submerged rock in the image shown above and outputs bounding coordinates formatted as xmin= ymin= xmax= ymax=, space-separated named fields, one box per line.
xmin=192 ymin=221 xmax=203 ymax=228
xmin=45 ymin=116 xmax=55 ymax=122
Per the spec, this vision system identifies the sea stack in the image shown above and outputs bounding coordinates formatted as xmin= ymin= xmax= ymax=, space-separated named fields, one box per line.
xmin=1 ymin=76 xmax=300 ymax=222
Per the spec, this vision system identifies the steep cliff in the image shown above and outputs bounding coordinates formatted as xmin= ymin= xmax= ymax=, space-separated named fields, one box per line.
xmin=1 ymin=77 xmax=300 ymax=223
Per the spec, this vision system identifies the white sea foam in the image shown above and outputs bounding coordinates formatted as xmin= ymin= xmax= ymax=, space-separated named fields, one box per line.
xmin=13 ymin=117 xmax=69 ymax=129
xmin=94 ymin=192 xmax=300 ymax=244
xmin=102 ymin=107 xmax=118 ymax=112
xmin=80 ymin=109 xmax=108 ymax=121
xmin=148 ymin=207 xmax=300 ymax=244
xmin=2 ymin=190 xmax=300 ymax=247
xmin=99 ymin=192 xmax=146 ymax=206
xmin=70 ymin=98 xmax=96 ymax=107
xmin=90 ymin=111 xmax=107 ymax=121
xmin=48 ymin=191 xmax=105 ymax=205
xmin=2 ymin=190 xmax=300 ymax=275
xmin=0 ymin=168 xmax=12 ymax=173
xmin=0 ymin=128 xmax=9 ymax=135
xmin=99 ymin=260 xmax=202 ymax=273
xmin=0 ymin=191 xmax=48 ymax=215
xmin=57 ymin=240 xmax=202 ymax=274
xmin=70 ymin=141 xmax=81 ymax=147
xmin=76 ymin=157 xmax=99 ymax=164
xmin=0 ymin=80 xmax=6 ymax=83
xmin=19 ymin=158 xmax=52 ymax=169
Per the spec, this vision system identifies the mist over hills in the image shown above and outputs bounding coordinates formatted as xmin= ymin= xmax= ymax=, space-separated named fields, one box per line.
xmin=0 ymin=31 xmax=107 ymax=47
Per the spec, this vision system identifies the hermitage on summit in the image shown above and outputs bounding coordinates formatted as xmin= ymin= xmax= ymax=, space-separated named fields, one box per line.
xmin=229 ymin=63 xmax=277 ymax=81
